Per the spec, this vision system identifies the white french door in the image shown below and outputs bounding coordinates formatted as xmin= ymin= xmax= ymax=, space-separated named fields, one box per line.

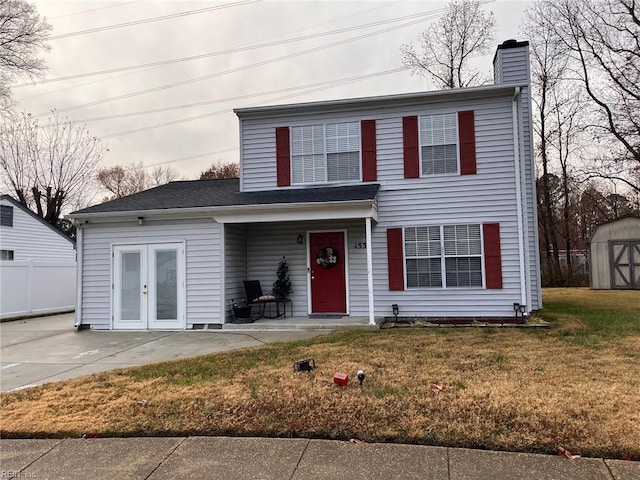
xmin=113 ymin=243 xmax=185 ymax=329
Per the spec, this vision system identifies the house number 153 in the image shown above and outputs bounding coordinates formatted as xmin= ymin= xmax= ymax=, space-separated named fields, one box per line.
xmin=354 ymin=242 xmax=367 ymax=249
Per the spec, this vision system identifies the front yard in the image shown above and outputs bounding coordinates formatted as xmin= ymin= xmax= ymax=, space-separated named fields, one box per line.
xmin=1 ymin=288 xmax=639 ymax=459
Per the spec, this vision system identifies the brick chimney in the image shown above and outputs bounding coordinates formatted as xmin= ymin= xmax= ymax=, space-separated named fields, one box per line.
xmin=493 ymin=39 xmax=530 ymax=85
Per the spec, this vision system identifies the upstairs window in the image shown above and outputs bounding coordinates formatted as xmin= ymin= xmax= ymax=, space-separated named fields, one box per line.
xmin=1 ymin=250 xmax=14 ymax=261
xmin=291 ymin=122 xmax=360 ymax=184
xmin=1 ymin=205 xmax=13 ymax=227
xmin=419 ymin=113 xmax=458 ymax=175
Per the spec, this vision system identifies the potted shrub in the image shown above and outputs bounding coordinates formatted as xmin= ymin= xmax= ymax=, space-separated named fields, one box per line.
xmin=272 ymin=256 xmax=292 ymax=299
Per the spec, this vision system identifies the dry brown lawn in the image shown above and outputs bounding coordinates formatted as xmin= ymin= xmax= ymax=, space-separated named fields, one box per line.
xmin=1 ymin=288 xmax=639 ymax=459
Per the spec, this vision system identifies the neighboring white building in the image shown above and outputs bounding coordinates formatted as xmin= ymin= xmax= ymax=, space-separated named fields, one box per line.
xmin=1 ymin=195 xmax=76 ymax=319
xmin=68 ymin=39 xmax=541 ymax=330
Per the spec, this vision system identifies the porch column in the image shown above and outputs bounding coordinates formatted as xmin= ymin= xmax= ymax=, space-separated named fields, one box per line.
xmin=366 ymin=216 xmax=375 ymax=325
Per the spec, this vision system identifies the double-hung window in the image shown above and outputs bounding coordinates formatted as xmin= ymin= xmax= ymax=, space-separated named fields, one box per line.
xmin=420 ymin=113 xmax=458 ymax=175
xmin=443 ymin=224 xmax=482 ymax=287
xmin=291 ymin=122 xmax=360 ymax=184
xmin=405 ymin=224 xmax=483 ymax=288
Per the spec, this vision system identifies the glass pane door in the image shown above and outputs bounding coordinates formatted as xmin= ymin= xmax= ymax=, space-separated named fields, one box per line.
xmin=148 ymin=243 xmax=184 ymax=329
xmin=113 ymin=246 xmax=147 ymax=329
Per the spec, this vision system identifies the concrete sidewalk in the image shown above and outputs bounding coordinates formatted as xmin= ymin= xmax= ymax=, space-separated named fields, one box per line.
xmin=0 ymin=313 xmax=327 ymax=392
xmin=1 ymin=437 xmax=637 ymax=480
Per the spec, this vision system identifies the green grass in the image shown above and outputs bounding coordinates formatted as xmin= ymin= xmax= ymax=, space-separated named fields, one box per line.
xmin=1 ymin=288 xmax=639 ymax=460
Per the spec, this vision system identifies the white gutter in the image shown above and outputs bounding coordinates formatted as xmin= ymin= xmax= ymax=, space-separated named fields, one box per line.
xmin=512 ymin=87 xmax=527 ymax=308
xmin=365 ymin=217 xmax=375 ymax=326
xmin=74 ymin=221 xmax=83 ymax=328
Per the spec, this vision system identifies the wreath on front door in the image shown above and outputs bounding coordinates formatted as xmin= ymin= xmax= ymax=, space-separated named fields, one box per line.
xmin=316 ymin=247 xmax=339 ymax=269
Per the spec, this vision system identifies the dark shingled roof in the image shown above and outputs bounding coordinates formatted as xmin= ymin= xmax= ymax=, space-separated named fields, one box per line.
xmin=72 ymin=178 xmax=380 ymax=215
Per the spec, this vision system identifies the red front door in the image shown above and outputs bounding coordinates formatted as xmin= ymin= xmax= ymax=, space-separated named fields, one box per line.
xmin=310 ymin=231 xmax=347 ymax=314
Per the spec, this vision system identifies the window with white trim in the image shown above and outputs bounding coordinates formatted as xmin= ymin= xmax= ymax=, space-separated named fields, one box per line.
xmin=405 ymin=224 xmax=482 ymax=288
xmin=291 ymin=122 xmax=360 ymax=184
xmin=1 ymin=250 xmax=14 ymax=261
xmin=420 ymin=113 xmax=458 ymax=175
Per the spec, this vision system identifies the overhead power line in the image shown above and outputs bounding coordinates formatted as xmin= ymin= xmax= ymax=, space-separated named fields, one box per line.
xmin=100 ymin=67 xmax=406 ymax=139
xmin=34 ymin=15 xmax=436 ymax=117
xmin=17 ymin=9 xmax=441 ymax=87
xmin=66 ymin=69 xmax=405 ymax=125
xmin=48 ymin=0 xmax=261 ymax=40
xmin=50 ymin=2 xmax=141 ymax=19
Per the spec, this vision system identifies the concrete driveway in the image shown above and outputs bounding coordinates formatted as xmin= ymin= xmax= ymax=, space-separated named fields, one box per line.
xmin=0 ymin=313 xmax=327 ymax=392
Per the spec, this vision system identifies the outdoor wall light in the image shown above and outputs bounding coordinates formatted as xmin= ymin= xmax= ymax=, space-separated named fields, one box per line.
xmin=297 ymin=234 xmax=304 ymax=244
xmin=513 ymin=303 xmax=526 ymax=321
xmin=392 ymin=304 xmax=399 ymax=322
xmin=137 ymin=216 xmax=144 ymax=225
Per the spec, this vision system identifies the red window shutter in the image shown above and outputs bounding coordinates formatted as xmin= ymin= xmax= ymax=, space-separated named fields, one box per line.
xmin=402 ymin=116 xmax=419 ymax=179
xmin=361 ymin=120 xmax=377 ymax=181
xmin=483 ymin=223 xmax=503 ymax=289
xmin=458 ymin=110 xmax=476 ymax=175
xmin=387 ymin=228 xmax=405 ymax=291
xmin=275 ymin=126 xmax=290 ymax=187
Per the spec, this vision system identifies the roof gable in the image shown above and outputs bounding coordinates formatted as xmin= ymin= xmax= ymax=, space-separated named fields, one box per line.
xmin=0 ymin=195 xmax=75 ymax=246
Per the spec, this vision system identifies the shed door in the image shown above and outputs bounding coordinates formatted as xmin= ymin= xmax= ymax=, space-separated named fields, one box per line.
xmin=610 ymin=241 xmax=640 ymax=290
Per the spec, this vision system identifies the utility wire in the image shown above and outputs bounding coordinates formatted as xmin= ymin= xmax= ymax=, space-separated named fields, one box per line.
xmin=100 ymin=67 xmax=406 ymax=139
xmin=50 ymin=1 xmax=141 ymax=19
xmin=17 ymin=9 xmax=441 ymax=87
xmin=48 ymin=0 xmax=261 ymax=40
xmin=65 ymin=68 xmax=406 ymax=125
xmin=34 ymin=16 xmax=435 ymax=117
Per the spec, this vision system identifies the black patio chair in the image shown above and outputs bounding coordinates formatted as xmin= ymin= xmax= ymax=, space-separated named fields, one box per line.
xmin=243 ymin=280 xmax=277 ymax=319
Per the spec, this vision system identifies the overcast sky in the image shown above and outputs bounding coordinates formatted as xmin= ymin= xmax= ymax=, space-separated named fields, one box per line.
xmin=11 ymin=0 xmax=532 ymax=183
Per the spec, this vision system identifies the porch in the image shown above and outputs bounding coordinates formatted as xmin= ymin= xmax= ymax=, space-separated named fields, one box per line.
xmin=221 ymin=315 xmax=377 ymax=331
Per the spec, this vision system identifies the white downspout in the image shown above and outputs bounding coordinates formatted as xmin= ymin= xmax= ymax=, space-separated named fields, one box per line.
xmin=517 ymin=88 xmax=532 ymax=313
xmin=365 ymin=216 xmax=376 ymax=326
xmin=512 ymin=87 xmax=527 ymax=308
xmin=74 ymin=221 xmax=83 ymax=328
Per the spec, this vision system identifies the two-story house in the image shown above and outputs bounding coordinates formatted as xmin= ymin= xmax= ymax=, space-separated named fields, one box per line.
xmin=68 ymin=39 xmax=540 ymax=331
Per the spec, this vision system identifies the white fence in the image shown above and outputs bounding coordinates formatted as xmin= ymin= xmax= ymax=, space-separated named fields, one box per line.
xmin=1 ymin=260 xmax=76 ymax=319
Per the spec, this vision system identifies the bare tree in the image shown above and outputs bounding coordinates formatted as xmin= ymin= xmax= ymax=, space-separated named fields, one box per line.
xmin=96 ymin=162 xmax=181 ymax=200
xmin=522 ymin=1 xmax=570 ymax=283
xmin=0 ymin=0 xmax=51 ymax=107
xmin=0 ymin=109 xmax=107 ymax=226
xmin=199 ymin=162 xmax=239 ymax=180
xmin=542 ymin=0 xmax=640 ymax=191
xmin=400 ymin=0 xmax=496 ymax=89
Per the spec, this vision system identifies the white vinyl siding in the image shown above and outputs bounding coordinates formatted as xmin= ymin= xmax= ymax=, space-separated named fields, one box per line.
xmin=80 ymin=219 xmax=222 ymax=329
xmin=405 ymin=224 xmax=482 ymax=289
xmin=291 ymin=122 xmax=360 ymax=184
xmin=0 ymin=198 xmax=75 ymax=262
xmin=238 ymin=87 xmax=539 ymax=318
xmin=420 ymin=113 xmax=458 ymax=175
